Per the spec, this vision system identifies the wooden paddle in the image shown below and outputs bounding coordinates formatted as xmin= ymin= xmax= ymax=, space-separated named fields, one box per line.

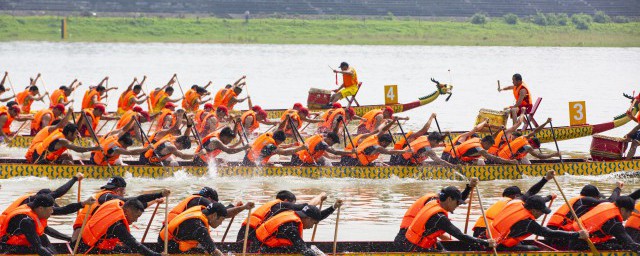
xmin=501 ymin=127 xmax=521 ymax=174
xmin=464 ymin=189 xmax=474 ymax=234
xmin=434 ymin=116 xmax=464 ymax=180
xmin=332 ymin=203 xmax=341 ymax=256
xmin=475 ymin=185 xmax=499 ymax=256
xmin=535 ymin=196 xmax=555 ymax=241
xmin=141 ymin=202 xmax=160 ymax=243
xmin=72 ymin=203 xmax=92 ymax=255
xmin=163 ymin=194 xmax=169 ymax=254
xmin=288 ymin=115 xmax=317 ymax=166
xmin=242 ymin=206 xmax=253 ymax=256
xmin=133 ymin=117 xmax=172 ymax=176
xmin=552 ymin=175 xmax=599 ymax=255
xmin=311 ymin=200 xmax=324 ymax=241
xmin=244 ymin=77 xmax=253 ymax=109
xmin=7 ymin=120 xmax=29 ymax=143
xmin=69 ymin=112 xmax=86 ymax=166
xmin=81 ymin=111 xmax=114 ymax=175
xmin=38 ymin=75 xmax=51 ymax=104
xmin=549 ymin=120 xmax=563 ymax=163
xmin=220 ymin=215 xmax=235 ymax=243
xmin=329 ymin=65 xmax=338 ymax=85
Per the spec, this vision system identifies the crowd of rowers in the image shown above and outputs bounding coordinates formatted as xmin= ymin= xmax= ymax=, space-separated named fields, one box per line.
xmin=0 ymin=71 xmax=558 ymax=167
xmin=3 ymin=171 xmax=640 ymax=255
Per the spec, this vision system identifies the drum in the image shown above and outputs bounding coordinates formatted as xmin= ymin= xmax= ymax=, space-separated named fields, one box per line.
xmin=307 ymin=88 xmax=332 ymax=109
xmin=475 ymin=109 xmax=508 ymax=132
xmin=590 ymin=134 xmax=628 ymax=161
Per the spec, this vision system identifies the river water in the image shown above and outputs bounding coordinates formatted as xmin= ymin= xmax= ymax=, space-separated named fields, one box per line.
xmin=0 ymin=42 xmax=639 ymax=242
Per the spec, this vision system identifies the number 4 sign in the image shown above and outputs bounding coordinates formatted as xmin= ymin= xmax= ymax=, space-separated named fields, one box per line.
xmin=569 ymin=101 xmax=587 ymax=126
xmin=384 ymin=85 xmax=398 ymax=105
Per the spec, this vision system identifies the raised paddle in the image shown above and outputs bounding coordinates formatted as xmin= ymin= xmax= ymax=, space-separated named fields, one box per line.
xmin=552 ymin=175 xmax=600 ymax=255
xmin=141 ymin=202 xmax=160 ymax=243
xmin=311 ymin=200 xmax=324 ymax=241
xmin=244 ymin=77 xmax=253 ymax=109
xmin=549 ymin=120 xmax=563 ymax=163
xmin=72 ymin=203 xmax=93 ymax=255
xmin=38 ymin=75 xmax=51 ymax=104
xmin=464 ymin=189 xmax=474 ymax=234
xmin=396 ymin=119 xmax=419 ymax=162
xmin=329 ymin=65 xmax=338 ymax=85
xmin=332 ymin=203 xmax=342 ymax=256
xmin=69 ymin=113 xmax=86 ymax=166
xmin=242 ymin=206 xmax=253 ymax=256
xmin=6 ymin=120 xmax=29 ymax=144
xmin=163 ymin=194 xmax=169 ymax=255
xmin=340 ymin=118 xmax=356 ymax=149
xmin=81 ymin=111 xmax=115 ymax=176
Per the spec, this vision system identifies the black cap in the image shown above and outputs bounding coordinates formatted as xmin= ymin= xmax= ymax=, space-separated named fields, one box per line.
xmin=100 ymin=176 xmax=127 ymax=190
xmin=203 ymin=202 xmax=228 ymax=217
xmin=339 ymin=62 xmax=349 ymax=68
xmin=439 ymin=186 xmax=465 ymax=205
xmin=27 ymin=194 xmax=55 ymax=208
xmin=36 ymin=189 xmax=52 ymax=195
xmin=197 ymin=187 xmax=219 ymax=202
xmin=616 ymin=196 xmax=638 ymax=213
xmin=524 ymin=195 xmax=551 ymax=214
xmin=580 ymin=185 xmax=603 ymax=198
xmin=502 ymin=186 xmax=522 ymax=197
xmin=296 ymin=205 xmax=322 ymax=221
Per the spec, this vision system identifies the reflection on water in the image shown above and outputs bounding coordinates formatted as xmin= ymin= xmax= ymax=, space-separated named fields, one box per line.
xmin=1 ymin=173 xmax=638 ymax=241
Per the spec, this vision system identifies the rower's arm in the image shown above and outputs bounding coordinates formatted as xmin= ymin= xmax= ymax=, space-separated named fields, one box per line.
xmin=114 ymin=147 xmax=149 ymax=156
xmin=204 ymin=81 xmax=212 ymax=90
xmin=326 ymin=147 xmax=354 ymax=156
xmin=607 ymin=220 xmax=640 ymax=252
xmin=261 ymin=118 xmax=279 ymax=126
xmin=527 ymin=147 xmax=559 ymax=159
xmin=172 ymin=147 xmax=196 ymax=160
xmin=280 ymin=223 xmax=312 ymax=254
xmin=375 ymin=120 xmax=395 ymax=137
xmin=526 ymin=118 xmax=552 ymax=139
xmin=61 ymin=139 xmax=100 ymax=153
xmin=0 ymin=116 xmax=8 ymax=137
xmin=32 ymin=93 xmax=48 ymax=101
xmin=197 ymin=97 xmax=211 ymax=105
xmin=192 ymin=220 xmax=219 ymax=254
xmin=19 ymin=218 xmax=53 ymax=256
xmin=526 ymin=219 xmax=580 ymax=239
xmin=112 ymin=221 xmax=161 ymax=256
xmin=13 ymin=115 xmax=33 ymax=122
xmin=500 ymin=85 xmax=515 ymax=91
xmin=413 ymin=113 xmax=436 ymax=138
xmin=101 ymin=114 xmax=120 ymax=121
xmin=0 ymin=72 xmax=6 ymax=86
xmin=276 ymin=145 xmax=306 ymax=155
xmin=44 ymin=226 xmax=71 ymax=242
xmin=97 ymin=76 xmax=108 ymax=87
xmin=480 ymin=150 xmax=516 ymax=164
xmin=377 ymin=147 xmax=410 ymax=156
xmin=437 ymin=213 xmax=489 ymax=247
xmin=49 ymin=176 xmax=78 ymax=198
xmin=425 ymin=149 xmax=455 ymax=168
xmin=213 ymin=139 xmax=250 ymax=154
xmin=627 ymin=111 xmax=640 ymax=123
xmin=167 ymin=96 xmax=184 ymax=103
xmin=524 ymin=177 xmax=549 ymax=197
xmin=0 ymin=95 xmax=15 ymax=102
xmin=52 ymin=202 xmax=83 ymax=215
xmin=302 ymin=116 xmax=323 ymax=123
xmin=133 ymin=95 xmax=149 ymax=104
xmin=233 ymin=76 xmax=246 ymax=86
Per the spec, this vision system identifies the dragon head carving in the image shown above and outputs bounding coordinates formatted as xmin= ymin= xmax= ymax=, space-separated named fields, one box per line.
xmin=431 ymin=78 xmax=453 ymax=101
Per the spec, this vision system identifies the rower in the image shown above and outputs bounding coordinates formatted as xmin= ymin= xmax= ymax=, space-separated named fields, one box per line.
xmin=343 ymin=120 xmax=411 ymax=166
xmin=77 ymin=104 xmax=118 ymax=137
xmin=193 ymin=127 xmax=250 ymax=166
xmin=487 ymin=115 xmax=525 ymax=156
xmin=168 ymin=187 xmax=253 ymax=223
xmin=117 ymin=78 xmax=148 ymax=115
xmin=26 ymin=116 xmax=69 ymax=163
xmin=196 ymin=106 xmax=229 ymax=137
xmin=77 ymin=199 xmax=161 ymax=256
xmin=1 ymin=173 xmax=86 ymax=217
xmin=30 ymin=104 xmax=65 ymax=135
xmin=0 ymin=194 xmax=57 ymax=255
xmin=567 ymin=196 xmax=640 ymax=252
xmin=213 ymin=76 xmax=245 ymax=108
xmin=16 ymin=86 xmax=47 ymax=113
xmin=358 ymin=106 xmax=408 ymax=134
xmin=441 ymin=118 xmax=489 ymax=162
xmin=141 ymin=123 xmax=198 ymax=167
xmin=49 ymin=79 xmax=79 ymax=107
xmin=242 ymin=130 xmax=306 ymax=167
xmin=395 ymin=178 xmax=477 ymax=245
xmin=0 ymin=103 xmax=31 ymax=139
xmin=489 ymin=195 xmax=588 ymax=251
xmin=445 ymin=135 xmax=517 ymax=165
xmin=256 ymin=200 xmax=343 ymax=255
xmin=290 ymin=132 xmax=355 ymax=166
xmin=116 ymin=106 xmax=151 ymax=142
xmin=195 ymin=103 xmax=214 ymax=125
xmin=0 ymin=72 xmax=15 ymax=102
xmin=496 ymin=118 xmax=558 ymax=164
xmin=317 ymin=104 xmax=360 ymax=134
xmin=329 ymin=62 xmax=358 ymax=105
xmin=624 ymin=189 xmax=640 ymax=242
xmin=182 ymin=85 xmax=209 ymax=113
xmin=149 ymin=75 xmax=182 ymax=114
xmin=241 ymin=105 xmax=276 ymax=134
xmin=473 ymin=170 xmax=556 ymax=238
xmin=81 ymin=77 xmax=116 ymax=109
xmin=498 ymin=73 xmax=532 ymax=125
xmin=278 ymin=107 xmax=322 ymax=137
xmin=71 ymin=176 xmax=168 ymax=241
xmin=393 ymin=113 xmax=437 ymax=150
xmin=155 ymin=102 xmax=177 ymax=131
xmin=159 ymin=203 xmax=232 ymax=255
xmin=216 ymin=84 xmax=248 ymax=110
xmin=89 ymin=132 xmax=150 ymax=166
xmin=389 ymin=132 xmax=454 ymax=167
xmin=145 ymin=109 xmax=186 ymax=147
xmin=33 ymin=124 xmax=101 ymax=164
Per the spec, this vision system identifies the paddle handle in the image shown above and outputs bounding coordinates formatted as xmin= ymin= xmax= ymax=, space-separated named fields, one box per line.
xmin=552 ymin=176 xmax=599 ymax=255
xmin=475 ymin=186 xmax=498 ymax=256
xmin=163 ymin=195 xmax=169 ymax=254
xmin=464 ymin=189 xmax=474 ymax=234
xmin=242 ymin=207 xmax=253 ymax=255
xmin=501 ymin=127 xmax=520 ymax=173
xmin=549 ymin=121 xmax=563 ymax=163
xmin=141 ymin=203 xmax=160 ymax=243
xmin=535 ymin=197 xmax=555 ymax=241
xmin=77 ymin=179 xmax=81 ymax=203
xmin=72 ymin=204 xmax=92 ymax=255
xmin=332 ymin=205 xmax=341 ymax=256
xmin=288 ymin=115 xmax=317 ymax=165
xmin=220 ymin=216 xmax=235 ymax=243
xmin=311 ymin=201 xmax=324 ymax=241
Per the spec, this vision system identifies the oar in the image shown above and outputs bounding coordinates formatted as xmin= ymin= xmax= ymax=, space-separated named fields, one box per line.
xmin=341 ymin=118 xmax=356 ymax=150
xmin=242 ymin=206 xmax=253 ymax=256
xmin=552 ymin=175 xmax=599 ymax=255
xmin=501 ymin=127 xmax=521 ymax=174
xmin=288 ymin=115 xmax=317 ymax=166
xmin=396 ymin=119 xmax=418 ymax=162
xmin=475 ymin=185 xmax=499 ymax=256
xmin=332 ymin=203 xmax=341 ymax=256
xmin=81 ymin=111 xmax=115 ymax=176
xmin=69 ymin=113 xmax=86 ymax=166
xmin=244 ymin=77 xmax=253 ymax=109
xmin=464 ymin=189 xmax=474 ymax=234
xmin=77 ymin=178 xmax=81 ymax=203
xmin=535 ymin=197 xmax=555 ymax=241
xmin=38 ymin=75 xmax=51 ymax=104
xmin=94 ymin=120 xmax=111 ymax=136
xmin=163 ymin=194 xmax=169 ymax=255
xmin=133 ymin=117 xmax=172 ymax=176
xmin=434 ymin=116 xmax=463 ymax=180
xmin=311 ymin=200 xmax=324 ymax=241
xmin=7 ymin=120 xmax=29 ymax=143
xmin=549 ymin=120 xmax=563 ymax=163
xmin=141 ymin=202 xmax=160 ymax=243
xmin=72 ymin=203 xmax=93 ymax=255
xmin=220 ymin=215 xmax=235 ymax=243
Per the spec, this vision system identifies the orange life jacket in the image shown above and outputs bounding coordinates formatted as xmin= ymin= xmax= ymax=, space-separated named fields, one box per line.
xmin=144 ymin=135 xmax=176 ymax=163
xmin=547 ymin=196 xmax=583 ymax=230
xmin=488 ymin=130 xmax=508 ymax=155
xmin=182 ymin=89 xmax=200 ymax=112
xmin=31 ymin=109 xmax=54 ymax=133
xmin=35 ymin=130 xmax=67 ymax=162
xmin=195 ymin=132 xmax=222 ymax=163
xmin=343 ymin=68 xmax=358 ymax=88
xmin=281 ymin=111 xmax=302 ymax=136
xmin=356 ymin=135 xmax=380 ymax=165
xmin=82 ymin=89 xmax=101 ymax=110
xmin=296 ymin=134 xmax=326 ymax=164
xmin=241 ymin=110 xmax=260 ymax=132
xmin=150 ymin=90 xmax=168 ymax=114
xmin=473 ymin=197 xmax=512 ymax=230
xmin=572 ymin=202 xmax=622 ymax=244
xmin=400 ymin=136 xmax=431 ymax=164
xmin=197 ymin=112 xmax=218 ymax=135
xmin=116 ymin=110 xmax=136 ymax=130
xmin=168 ymin=195 xmax=202 ymax=223
xmin=160 ymin=206 xmax=208 ymax=252
xmin=513 ymin=82 xmax=532 ymax=108
xmin=344 ymin=134 xmax=364 ymax=158
xmin=255 ymin=211 xmax=303 ymax=248
xmin=246 ymin=133 xmax=277 ymax=165
xmin=0 ymin=193 xmax=34 ymax=224
xmin=394 ymin=131 xmax=414 ymax=150
xmin=194 ymin=109 xmax=208 ymax=125
xmin=73 ymin=190 xmax=115 ymax=229
xmin=26 ymin=126 xmax=58 ymax=163
xmin=81 ymin=200 xmax=130 ymax=251
xmin=0 ymin=107 xmax=14 ymax=135
xmin=0 ymin=204 xmax=47 ymax=246
xmin=625 ymin=203 xmax=640 ymax=230
xmin=489 ymin=200 xmax=536 ymax=247
xmin=443 ymin=135 xmax=462 ymax=156
xmin=50 ymin=89 xmax=67 ymax=107
xmin=242 ymin=200 xmax=282 ymax=228
xmin=117 ymin=90 xmax=137 ymax=114
xmin=91 ymin=135 xmax=123 ymax=166
xmin=360 ymin=109 xmax=382 ymax=132
xmin=156 ymin=109 xmax=176 ymax=131
xmin=219 ymin=89 xmax=238 ymax=109
xmin=16 ymin=90 xmax=33 ymax=113
xmin=212 ymin=88 xmax=228 ymax=109
xmin=405 ymin=200 xmax=448 ymax=249
xmin=81 ymin=109 xmax=100 ymax=137
xmin=319 ymin=108 xmax=345 ymax=131
xmin=498 ymin=136 xmax=529 ymax=160
xmin=400 ymin=193 xmax=437 ymax=229
xmin=452 ymin=138 xmax=482 ymax=162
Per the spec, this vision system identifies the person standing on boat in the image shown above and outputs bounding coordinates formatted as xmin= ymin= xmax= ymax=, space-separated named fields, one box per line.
xmin=256 ymin=200 xmax=343 ymax=255
xmin=193 ymin=127 xmax=250 ymax=166
xmin=397 ymin=184 xmax=497 ymax=252
xmin=32 ymin=123 xmax=101 ymax=165
xmin=498 ymin=73 xmax=532 ymax=125
xmin=0 ymin=194 xmax=57 ymax=255
xmin=395 ymin=178 xmax=477 ymax=246
xmin=357 ymin=106 xmax=408 ymax=134
xmin=444 ymin=135 xmax=517 ymax=165
xmin=167 ymin=187 xmax=253 ymax=223
xmin=242 ymin=130 xmax=307 ymax=167
xmin=50 ymin=79 xmax=80 ymax=107
xmin=30 ymin=104 xmax=66 ymax=135
xmin=329 ymin=62 xmax=358 ymax=106
xmin=473 ymin=170 xmax=557 ymax=237
xmin=77 ymin=199 xmax=161 ymax=256
xmin=289 ymin=132 xmax=355 ymax=166
xmin=117 ymin=77 xmax=149 ymax=115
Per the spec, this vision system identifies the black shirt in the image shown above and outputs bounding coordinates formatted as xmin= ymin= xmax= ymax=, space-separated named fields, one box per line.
xmin=269 ymin=202 xmax=335 ymax=222
xmin=95 ymin=220 xmax=160 ymax=256
xmin=571 ymin=218 xmax=640 ymax=252
xmin=98 ymin=192 xmax=164 ymax=208
xmin=506 ymin=219 xmax=579 ymax=243
xmin=3 ymin=213 xmax=55 ymax=256
xmin=167 ymin=217 xmax=218 ymax=253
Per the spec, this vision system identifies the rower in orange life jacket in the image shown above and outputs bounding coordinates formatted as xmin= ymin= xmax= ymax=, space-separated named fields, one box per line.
xmin=50 ymin=80 xmax=79 ymax=107
xmin=30 ymin=104 xmax=65 ymax=135
xmin=0 ymin=104 xmax=25 ymax=138
xmin=242 ymin=130 xmax=306 ymax=167
xmin=0 ymin=194 xmax=57 ymax=255
xmin=16 ymin=86 xmax=47 ymax=113
xmin=159 ymin=203 xmax=229 ymax=254
xmin=547 ymin=184 xmax=621 ymax=233
xmin=445 ymin=135 xmax=517 ymax=165
xmin=33 ymin=123 xmax=101 ymax=165
xmin=389 ymin=132 xmax=455 ymax=167
xmin=568 ymin=196 xmax=640 ymax=251
xmin=182 ymin=85 xmax=209 ymax=113
xmin=498 ymin=73 xmax=533 ymax=125
xmin=489 ymin=195 xmax=587 ymax=251
xmin=277 ymin=107 xmax=323 ymax=137
xmin=90 ymin=133 xmax=149 ymax=166
xmin=213 ymin=76 xmax=245 ymax=107
xmin=236 ymin=190 xmax=298 ymax=250
xmin=291 ymin=132 xmax=354 ymax=166
xmin=194 ymin=103 xmax=214 ymax=125
xmin=77 ymin=104 xmax=118 ymax=137
xmin=167 ymin=187 xmax=251 ymax=225
xmin=77 ymin=199 xmax=160 ymax=255
xmin=193 ymin=127 xmax=250 ymax=166
xmin=496 ymin=126 xmax=559 ymax=164
xmin=196 ymin=106 xmax=229 ymax=137
xmin=117 ymin=79 xmax=148 ymax=115
xmin=141 ymin=122 xmax=197 ymax=167
xmin=395 ymin=180 xmax=475 ymax=245
xmin=395 ymin=184 xmax=495 ymax=252
xmin=216 ymin=86 xmax=248 ymax=110
xmin=156 ymin=102 xmax=177 ymax=131
xmin=357 ymin=106 xmax=398 ymax=134
xmin=241 ymin=107 xmax=272 ymax=134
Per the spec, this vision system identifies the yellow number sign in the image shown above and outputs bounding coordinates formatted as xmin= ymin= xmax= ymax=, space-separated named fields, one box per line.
xmin=384 ymin=85 xmax=398 ymax=105
xmin=569 ymin=101 xmax=587 ymax=126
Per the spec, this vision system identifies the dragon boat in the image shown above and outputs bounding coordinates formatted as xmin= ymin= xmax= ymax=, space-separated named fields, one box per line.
xmin=1 ymin=158 xmax=638 ymax=181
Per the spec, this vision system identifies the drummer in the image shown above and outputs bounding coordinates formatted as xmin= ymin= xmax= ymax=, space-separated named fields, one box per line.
xmin=498 ymin=73 xmax=532 ymax=125
xmin=328 ymin=62 xmax=358 ymax=105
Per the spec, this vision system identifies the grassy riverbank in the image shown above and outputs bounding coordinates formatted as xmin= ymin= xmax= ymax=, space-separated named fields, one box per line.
xmin=1 ymin=15 xmax=639 ymax=46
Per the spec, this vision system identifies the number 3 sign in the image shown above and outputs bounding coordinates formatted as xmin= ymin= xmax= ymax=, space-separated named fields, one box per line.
xmin=569 ymin=101 xmax=587 ymax=126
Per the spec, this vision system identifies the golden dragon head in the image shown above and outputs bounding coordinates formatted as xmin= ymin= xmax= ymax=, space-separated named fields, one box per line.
xmin=431 ymin=78 xmax=453 ymax=101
